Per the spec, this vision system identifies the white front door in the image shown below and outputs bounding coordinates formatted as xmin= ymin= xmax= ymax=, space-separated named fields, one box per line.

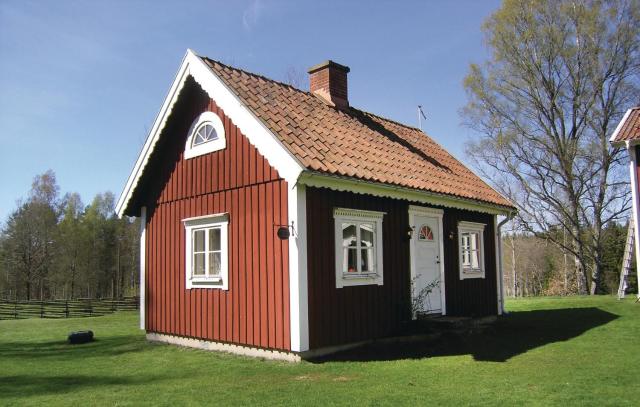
xmin=410 ymin=210 xmax=444 ymax=315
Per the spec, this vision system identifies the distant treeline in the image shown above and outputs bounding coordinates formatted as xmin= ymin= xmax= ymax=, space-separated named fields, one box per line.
xmin=0 ymin=170 xmax=632 ymax=301
xmin=0 ymin=170 xmax=139 ymax=300
xmin=502 ymin=224 xmax=633 ymax=297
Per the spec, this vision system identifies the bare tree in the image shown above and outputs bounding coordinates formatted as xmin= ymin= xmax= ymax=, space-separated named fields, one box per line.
xmin=463 ymin=0 xmax=640 ymax=294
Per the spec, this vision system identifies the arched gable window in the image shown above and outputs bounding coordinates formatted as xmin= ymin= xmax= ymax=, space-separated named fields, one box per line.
xmin=184 ymin=111 xmax=226 ymax=159
xmin=192 ymin=122 xmax=218 ymax=146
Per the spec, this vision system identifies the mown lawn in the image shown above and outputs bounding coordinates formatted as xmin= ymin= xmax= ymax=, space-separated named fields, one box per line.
xmin=1 ymin=296 xmax=638 ymax=406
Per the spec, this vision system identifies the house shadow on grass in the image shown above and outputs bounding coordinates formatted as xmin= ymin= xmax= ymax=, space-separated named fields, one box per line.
xmin=0 ymin=374 xmax=165 ymax=399
xmin=0 ymin=335 xmax=147 ymax=360
xmin=310 ymin=307 xmax=618 ymax=363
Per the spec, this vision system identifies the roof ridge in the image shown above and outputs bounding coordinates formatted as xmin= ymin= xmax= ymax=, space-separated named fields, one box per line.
xmin=201 ymin=55 xmax=426 ymax=134
xmin=200 ymin=55 xmax=310 ymax=96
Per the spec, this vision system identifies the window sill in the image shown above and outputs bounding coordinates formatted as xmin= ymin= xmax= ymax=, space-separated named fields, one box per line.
xmin=337 ymin=273 xmax=383 ymax=288
xmin=191 ymin=276 xmax=222 ymax=283
xmin=460 ymin=269 xmax=485 ymax=279
xmin=187 ymin=277 xmax=225 ymax=289
xmin=342 ymin=273 xmax=380 ymax=280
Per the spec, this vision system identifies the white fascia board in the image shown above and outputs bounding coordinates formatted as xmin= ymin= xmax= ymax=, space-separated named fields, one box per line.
xmin=115 ymin=51 xmax=192 ymax=217
xmin=116 ymin=49 xmax=304 ymax=217
xmin=298 ymin=172 xmax=514 ymax=216
xmin=610 ymin=108 xmax=634 ymax=147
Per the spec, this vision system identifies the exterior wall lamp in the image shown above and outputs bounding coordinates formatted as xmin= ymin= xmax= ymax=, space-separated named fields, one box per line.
xmin=275 ymin=221 xmax=296 ymax=240
xmin=407 ymin=226 xmax=415 ymax=240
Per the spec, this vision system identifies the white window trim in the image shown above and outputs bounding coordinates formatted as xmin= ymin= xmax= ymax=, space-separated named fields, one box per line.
xmin=184 ymin=111 xmax=226 ymax=159
xmin=183 ymin=213 xmax=229 ymax=290
xmin=458 ymin=221 xmax=486 ymax=279
xmin=333 ymin=208 xmax=385 ymax=288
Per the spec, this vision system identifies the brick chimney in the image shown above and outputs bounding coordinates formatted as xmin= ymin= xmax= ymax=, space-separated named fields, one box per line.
xmin=308 ymin=60 xmax=350 ymax=109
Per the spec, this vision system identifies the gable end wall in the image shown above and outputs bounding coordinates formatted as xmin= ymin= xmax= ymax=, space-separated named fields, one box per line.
xmin=143 ymin=79 xmax=291 ymax=351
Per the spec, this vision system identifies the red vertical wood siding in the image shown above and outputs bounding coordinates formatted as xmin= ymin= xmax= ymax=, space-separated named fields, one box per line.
xmin=305 ymin=187 xmax=498 ymax=349
xmin=142 ymin=78 xmax=290 ymax=351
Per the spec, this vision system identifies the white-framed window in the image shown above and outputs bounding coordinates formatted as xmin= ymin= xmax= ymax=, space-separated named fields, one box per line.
xmin=333 ymin=208 xmax=385 ymax=288
xmin=184 ymin=111 xmax=226 ymax=159
xmin=183 ymin=213 xmax=229 ymax=290
xmin=458 ymin=221 xmax=485 ymax=279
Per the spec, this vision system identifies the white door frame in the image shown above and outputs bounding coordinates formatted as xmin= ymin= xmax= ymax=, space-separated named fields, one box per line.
xmin=408 ymin=205 xmax=446 ymax=316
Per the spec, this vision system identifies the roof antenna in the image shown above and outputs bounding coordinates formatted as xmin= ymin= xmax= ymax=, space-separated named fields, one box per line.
xmin=417 ymin=105 xmax=427 ymax=131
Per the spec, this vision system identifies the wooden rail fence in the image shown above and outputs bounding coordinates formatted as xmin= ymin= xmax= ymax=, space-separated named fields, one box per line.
xmin=0 ymin=297 xmax=139 ymax=320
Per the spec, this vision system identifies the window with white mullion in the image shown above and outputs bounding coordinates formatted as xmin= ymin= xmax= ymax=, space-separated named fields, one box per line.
xmin=458 ymin=221 xmax=486 ymax=279
xmin=359 ymin=222 xmax=375 ymax=274
xmin=184 ymin=213 xmax=228 ymax=290
xmin=334 ymin=208 xmax=385 ymax=288
xmin=342 ymin=222 xmax=358 ymax=274
xmin=208 ymin=227 xmax=222 ymax=277
xmin=192 ymin=228 xmax=207 ymax=277
xmin=191 ymin=226 xmax=221 ymax=279
xmin=341 ymin=221 xmax=376 ymax=275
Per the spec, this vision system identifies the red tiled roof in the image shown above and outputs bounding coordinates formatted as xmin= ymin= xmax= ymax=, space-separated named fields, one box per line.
xmin=611 ymin=107 xmax=640 ymax=143
xmin=202 ymin=56 xmax=514 ymax=209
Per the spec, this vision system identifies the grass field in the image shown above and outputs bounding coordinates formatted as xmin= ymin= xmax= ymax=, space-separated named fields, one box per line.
xmin=1 ymin=296 xmax=638 ymax=406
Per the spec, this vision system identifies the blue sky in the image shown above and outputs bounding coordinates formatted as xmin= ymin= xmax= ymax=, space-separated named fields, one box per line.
xmin=0 ymin=0 xmax=501 ymax=221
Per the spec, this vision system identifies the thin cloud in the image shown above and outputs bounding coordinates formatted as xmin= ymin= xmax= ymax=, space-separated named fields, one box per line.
xmin=242 ymin=0 xmax=264 ymax=32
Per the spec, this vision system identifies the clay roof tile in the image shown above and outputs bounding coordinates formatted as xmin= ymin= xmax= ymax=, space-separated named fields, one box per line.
xmin=201 ymin=56 xmax=513 ymax=209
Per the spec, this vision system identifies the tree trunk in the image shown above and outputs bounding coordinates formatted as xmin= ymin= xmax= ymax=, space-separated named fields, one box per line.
xmin=562 ymin=229 xmax=569 ymax=294
xmin=70 ymin=262 xmax=76 ymax=300
xmin=590 ymin=258 xmax=603 ymax=295
xmin=571 ymin=226 xmax=589 ymax=295
xmin=574 ymin=254 xmax=588 ymax=295
xmin=590 ymin=223 xmax=605 ymax=295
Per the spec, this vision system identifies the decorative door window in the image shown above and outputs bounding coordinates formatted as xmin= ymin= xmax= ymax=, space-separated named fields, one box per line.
xmin=418 ymin=224 xmax=434 ymax=241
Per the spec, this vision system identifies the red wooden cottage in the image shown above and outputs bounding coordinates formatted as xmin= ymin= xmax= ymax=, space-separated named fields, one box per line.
xmin=116 ymin=50 xmax=516 ymax=361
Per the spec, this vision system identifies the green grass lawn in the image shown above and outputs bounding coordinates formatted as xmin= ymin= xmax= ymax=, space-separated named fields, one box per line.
xmin=1 ymin=296 xmax=639 ymax=406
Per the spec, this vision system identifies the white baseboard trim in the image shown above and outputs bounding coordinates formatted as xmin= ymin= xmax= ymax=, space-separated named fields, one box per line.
xmin=146 ymin=331 xmax=456 ymax=362
xmin=146 ymin=332 xmax=301 ymax=362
